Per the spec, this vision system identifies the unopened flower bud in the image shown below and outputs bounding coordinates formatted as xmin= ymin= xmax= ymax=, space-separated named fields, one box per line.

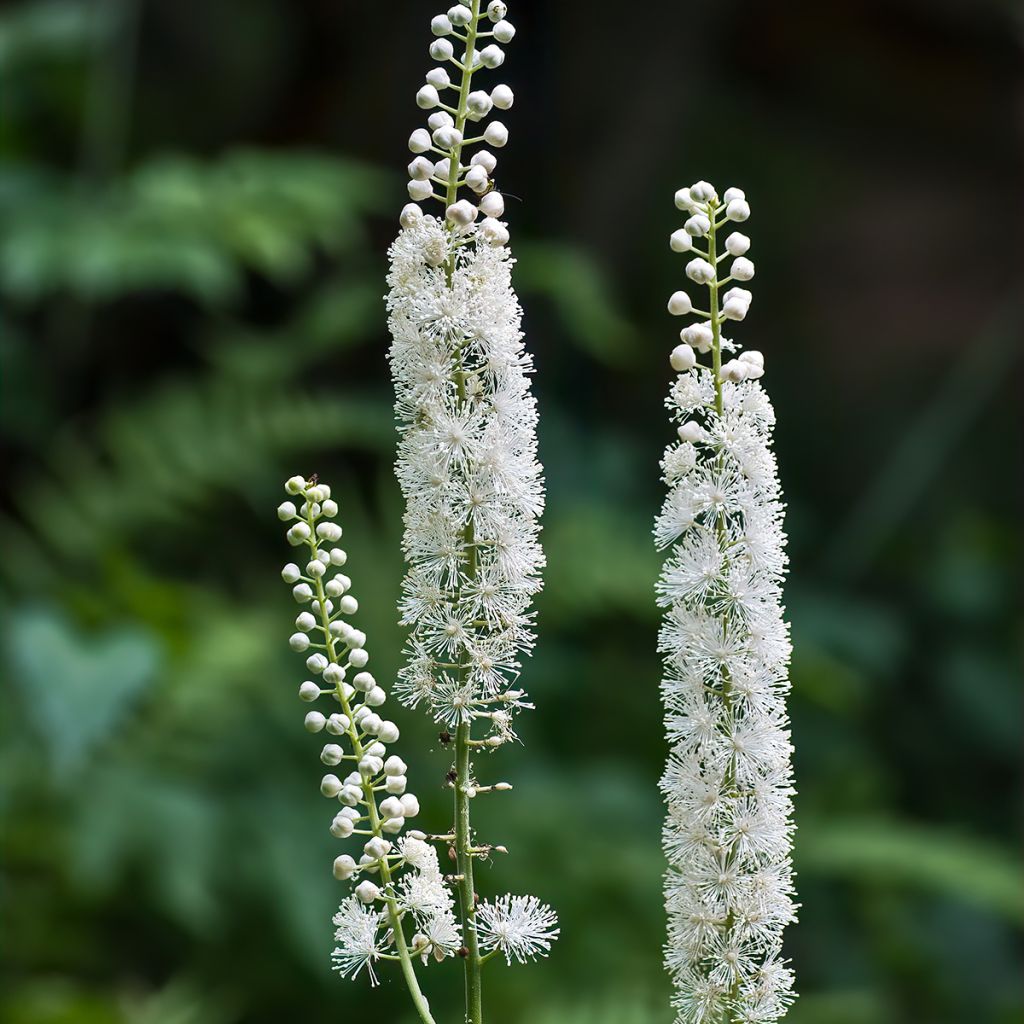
xmin=491 ymin=84 xmax=514 ymax=109
xmin=333 ymin=854 xmax=357 ymax=879
xmin=667 ymin=291 xmax=692 ymax=316
xmin=670 ymin=229 xmax=692 ymax=253
xmin=355 ymin=880 xmax=380 ymax=903
xmin=670 ymin=344 xmax=697 ymax=373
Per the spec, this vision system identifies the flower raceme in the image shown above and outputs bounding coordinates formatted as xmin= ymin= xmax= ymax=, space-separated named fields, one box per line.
xmin=278 ymin=476 xmax=453 ymax=1019
xmin=386 ymin=3 xmax=557 ymax=1023
xmin=656 ymin=184 xmax=798 ymax=1024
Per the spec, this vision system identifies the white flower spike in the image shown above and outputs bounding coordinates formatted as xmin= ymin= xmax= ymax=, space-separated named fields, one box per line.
xmin=387 ymin=4 xmax=556 ymax=1022
xmin=656 ymin=185 xmax=797 ymax=1024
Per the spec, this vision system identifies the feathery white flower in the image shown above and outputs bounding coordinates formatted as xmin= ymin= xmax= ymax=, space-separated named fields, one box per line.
xmin=476 ymin=894 xmax=560 ymax=965
xmin=657 ymin=185 xmax=797 ymax=1024
xmin=331 ymin=896 xmax=387 ymax=984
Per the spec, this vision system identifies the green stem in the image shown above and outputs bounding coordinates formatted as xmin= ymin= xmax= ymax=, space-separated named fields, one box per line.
xmin=441 ymin=4 xmax=487 ymax=1022
xmin=303 ymin=502 xmax=437 ymax=1024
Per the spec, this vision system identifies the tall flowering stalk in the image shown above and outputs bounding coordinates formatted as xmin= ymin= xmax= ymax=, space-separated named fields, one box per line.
xmin=656 ymin=183 xmax=797 ymax=1024
xmin=278 ymin=475 xmax=453 ymax=1024
xmin=386 ymin=2 xmax=557 ymax=1022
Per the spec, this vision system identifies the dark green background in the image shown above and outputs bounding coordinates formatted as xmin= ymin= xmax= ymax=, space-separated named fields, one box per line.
xmin=0 ymin=1 xmax=1020 ymax=1022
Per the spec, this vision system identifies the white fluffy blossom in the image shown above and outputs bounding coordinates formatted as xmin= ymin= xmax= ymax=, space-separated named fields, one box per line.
xmin=387 ymin=203 xmax=544 ymax=735
xmin=476 ymin=893 xmax=560 ymax=965
xmin=657 ymin=185 xmax=797 ymax=1024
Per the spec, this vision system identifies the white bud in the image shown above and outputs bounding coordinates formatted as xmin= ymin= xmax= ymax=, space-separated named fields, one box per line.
xmin=731 ymin=256 xmax=755 ymax=281
xmin=721 ymin=287 xmax=752 ymax=321
xmin=667 ymin=291 xmax=692 ymax=316
xmin=321 ymin=744 xmax=344 ymax=766
xmin=347 ymin=629 xmax=366 ymax=649
xmin=332 ymin=854 xmax=357 ymax=879
xmin=479 ymin=44 xmax=505 ymax=68
xmin=681 ymin=323 xmax=714 ymax=353
xmin=690 ymin=180 xmax=717 ymax=203
xmin=304 ymin=711 xmax=327 ymax=733
xmin=384 ymin=755 xmax=407 ymax=777
xmin=429 ymin=38 xmax=454 ymax=61
xmin=300 ymin=681 xmax=322 ymax=702
xmin=400 ymin=794 xmax=421 ymax=818
xmin=408 ymin=179 xmax=434 ymax=201
xmin=277 ymin=501 xmax=296 ymax=521
xmin=471 ymin=149 xmax=497 ymax=172
xmin=358 ymin=755 xmax=383 ymax=777
xmin=739 ymin=350 xmax=765 ymax=378
xmin=384 ymin=774 xmax=407 ymax=795
xmin=364 ymin=836 xmax=391 ymax=860
xmin=487 ymin=1 xmax=507 ymax=21
xmin=684 ymin=214 xmax=711 ymax=238
xmin=295 ymin=611 xmax=316 ymax=632
xmin=670 ymin=344 xmax=697 ymax=373
xmin=674 ymin=187 xmax=698 ymax=212
xmin=361 ymin=713 xmax=383 ymax=736
xmin=377 ymin=721 xmax=400 ymax=744
xmin=285 ymin=476 xmax=306 ymax=495
xmin=416 ymin=85 xmax=440 ymax=110
xmin=721 ymin=358 xmax=749 ymax=382
xmin=493 ymin=19 xmax=515 ymax=42
xmin=355 ymin=880 xmax=380 ymax=903
xmin=365 ymin=686 xmax=387 ymax=707
xmin=686 ymin=258 xmax=716 ymax=285
xmin=432 ymin=125 xmax=463 ymax=149
xmin=326 ymin=713 xmax=350 ymax=735
xmin=321 ymin=499 xmax=338 ymax=518
xmin=328 ymin=548 xmax=348 ymax=566
xmin=379 ymin=796 xmax=404 ymax=820
xmin=677 ymin=421 xmax=705 ymax=443
xmin=339 ymin=784 xmax=362 ymax=807
xmin=467 ymin=90 xmax=493 ymax=118
xmin=723 ymin=186 xmax=745 ymax=204
xmin=670 ymin=229 xmax=692 ymax=253
xmin=339 ymin=595 xmax=359 ymax=615
xmin=409 ymin=129 xmax=432 ymax=155
xmin=320 ymin=774 xmax=343 ymax=797
xmin=431 ymin=14 xmax=453 ymax=35
xmin=465 ymin=165 xmax=490 ymax=192
xmin=408 ymin=156 xmax=435 ymax=181
xmin=448 ymin=4 xmax=472 ymax=24
xmin=725 ymin=232 xmax=751 ymax=256
xmin=286 ymin=522 xmax=310 ymax=546
xmin=306 ymin=559 xmax=326 ymax=578
xmin=330 ymin=815 xmax=355 ymax=839
xmin=306 ymin=653 xmax=328 ymax=674
xmin=281 ymin=563 xmax=301 ymax=584
xmin=316 ymin=522 xmax=342 ymax=542
xmin=726 ymin=199 xmax=751 ymax=222
xmin=400 ymin=203 xmax=423 ymax=229
xmin=428 ymin=111 xmax=454 ymax=130
xmin=483 ymin=121 xmax=508 ymax=147
xmin=381 ymin=816 xmax=405 ymax=835
xmin=478 ymin=217 xmax=509 ymax=246
xmin=352 ymin=671 xmax=375 ymax=692
xmin=478 ymin=191 xmax=504 ymax=218
xmin=446 ymin=199 xmax=478 ymax=225
xmin=288 ymin=632 xmax=310 ymax=652
xmin=322 ymin=663 xmax=346 ymax=686
xmin=491 ymin=84 xmax=514 ymax=109
xmin=292 ymin=583 xmax=313 ymax=603
xmin=426 ymin=67 xmax=450 ymax=89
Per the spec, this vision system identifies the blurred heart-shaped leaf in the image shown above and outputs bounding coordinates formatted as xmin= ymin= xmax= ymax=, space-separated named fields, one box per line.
xmin=5 ymin=606 xmax=160 ymax=772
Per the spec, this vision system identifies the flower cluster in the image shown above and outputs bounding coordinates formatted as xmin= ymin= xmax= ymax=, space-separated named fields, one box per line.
xmin=655 ymin=185 xmax=797 ymax=1023
xmin=278 ymin=476 xmax=457 ymax=989
xmin=402 ymin=1 xmax=516 ymax=242
xmin=386 ymin=3 xmax=557 ymax=1011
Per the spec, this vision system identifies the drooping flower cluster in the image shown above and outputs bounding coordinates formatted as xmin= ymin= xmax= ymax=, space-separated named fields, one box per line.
xmin=655 ymin=184 xmax=797 ymax=1024
xmin=277 ymin=476 xmax=458 ymax=992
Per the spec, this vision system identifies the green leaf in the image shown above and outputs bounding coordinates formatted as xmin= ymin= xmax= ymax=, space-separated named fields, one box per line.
xmin=798 ymin=817 xmax=1024 ymax=924
xmin=4 ymin=607 xmax=160 ymax=772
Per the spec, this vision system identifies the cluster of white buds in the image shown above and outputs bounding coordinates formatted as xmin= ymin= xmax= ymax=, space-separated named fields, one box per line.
xmin=656 ymin=187 xmax=797 ymax=1024
xmin=279 ymin=476 xmax=458 ymax=992
xmin=402 ymin=1 xmax=516 ymax=243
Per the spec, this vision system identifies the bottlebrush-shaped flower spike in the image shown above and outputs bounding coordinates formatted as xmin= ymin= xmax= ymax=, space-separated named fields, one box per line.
xmin=387 ymin=4 xmax=556 ymax=1022
xmin=656 ymin=184 xmax=798 ymax=1024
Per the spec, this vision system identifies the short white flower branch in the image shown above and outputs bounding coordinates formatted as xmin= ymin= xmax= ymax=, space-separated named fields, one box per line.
xmin=278 ymin=476 xmax=438 ymax=1024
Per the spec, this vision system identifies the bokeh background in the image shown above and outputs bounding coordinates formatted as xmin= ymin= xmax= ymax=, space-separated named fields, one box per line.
xmin=1 ymin=1 xmax=1021 ymax=1022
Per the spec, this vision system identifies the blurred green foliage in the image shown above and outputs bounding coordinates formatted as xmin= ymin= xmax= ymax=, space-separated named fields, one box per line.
xmin=0 ymin=2 xmax=1020 ymax=1024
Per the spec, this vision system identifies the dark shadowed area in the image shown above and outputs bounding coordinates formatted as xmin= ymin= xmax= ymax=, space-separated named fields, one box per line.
xmin=0 ymin=1 xmax=1020 ymax=1023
